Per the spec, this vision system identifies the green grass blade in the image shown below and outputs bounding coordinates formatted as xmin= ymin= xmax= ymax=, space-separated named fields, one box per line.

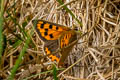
xmin=0 ymin=0 xmax=4 ymax=65
xmin=8 ymin=37 xmax=31 ymax=80
xmin=53 ymin=65 xmax=58 ymax=80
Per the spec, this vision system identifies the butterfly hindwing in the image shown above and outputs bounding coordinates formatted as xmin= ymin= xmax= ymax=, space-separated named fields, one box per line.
xmin=44 ymin=40 xmax=61 ymax=63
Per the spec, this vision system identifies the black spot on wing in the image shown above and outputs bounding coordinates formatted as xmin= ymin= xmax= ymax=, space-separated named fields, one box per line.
xmin=41 ymin=24 xmax=44 ymax=28
xmin=64 ymin=44 xmax=67 ymax=47
xmin=45 ymin=29 xmax=48 ymax=31
xmin=49 ymin=34 xmax=53 ymax=38
xmin=44 ymin=32 xmax=48 ymax=36
xmin=56 ymin=26 xmax=59 ymax=30
xmin=49 ymin=25 xmax=53 ymax=29
xmin=40 ymin=22 xmax=46 ymax=28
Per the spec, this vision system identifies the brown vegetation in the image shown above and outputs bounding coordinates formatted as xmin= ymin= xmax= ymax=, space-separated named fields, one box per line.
xmin=0 ymin=0 xmax=120 ymax=80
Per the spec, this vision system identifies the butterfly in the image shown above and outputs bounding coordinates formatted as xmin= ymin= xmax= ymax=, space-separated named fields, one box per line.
xmin=32 ymin=20 xmax=78 ymax=66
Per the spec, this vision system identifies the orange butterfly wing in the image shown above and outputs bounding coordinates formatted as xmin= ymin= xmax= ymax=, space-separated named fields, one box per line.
xmin=33 ymin=20 xmax=71 ymax=41
xmin=33 ymin=20 xmax=77 ymax=66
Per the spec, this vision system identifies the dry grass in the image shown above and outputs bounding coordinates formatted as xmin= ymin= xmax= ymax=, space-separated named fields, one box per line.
xmin=0 ymin=0 xmax=120 ymax=80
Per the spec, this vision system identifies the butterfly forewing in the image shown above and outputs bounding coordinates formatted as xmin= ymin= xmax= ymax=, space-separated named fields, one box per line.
xmin=32 ymin=20 xmax=71 ymax=41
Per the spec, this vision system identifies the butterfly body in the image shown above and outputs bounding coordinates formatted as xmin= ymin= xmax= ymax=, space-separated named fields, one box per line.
xmin=33 ymin=20 xmax=77 ymax=66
